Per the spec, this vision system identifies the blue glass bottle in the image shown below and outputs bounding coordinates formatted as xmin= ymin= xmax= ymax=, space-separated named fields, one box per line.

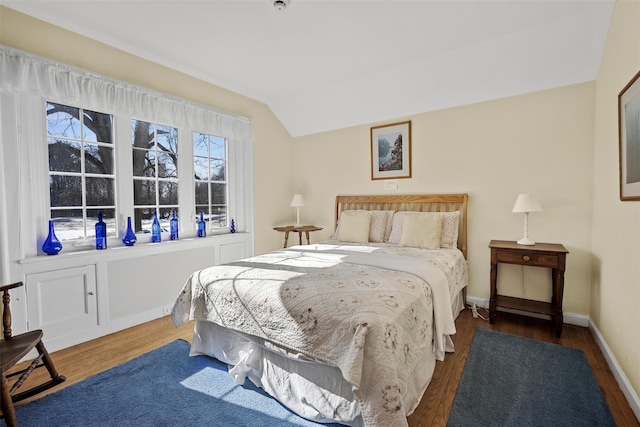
xmin=151 ymin=211 xmax=161 ymax=243
xmin=95 ymin=211 xmax=107 ymax=250
xmin=197 ymin=212 xmax=206 ymax=237
xmin=230 ymin=219 xmax=236 ymax=233
xmin=122 ymin=216 xmax=137 ymax=246
xmin=170 ymin=209 xmax=179 ymax=240
xmin=42 ymin=220 xmax=62 ymax=255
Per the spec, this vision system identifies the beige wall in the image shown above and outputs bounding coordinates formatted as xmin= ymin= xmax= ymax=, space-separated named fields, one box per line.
xmin=0 ymin=6 xmax=294 ymax=255
xmin=294 ymin=83 xmax=596 ymax=316
xmin=592 ymin=0 xmax=640 ymax=399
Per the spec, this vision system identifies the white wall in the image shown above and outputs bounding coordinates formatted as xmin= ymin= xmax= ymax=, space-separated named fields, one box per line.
xmin=293 ymin=82 xmax=596 ymax=316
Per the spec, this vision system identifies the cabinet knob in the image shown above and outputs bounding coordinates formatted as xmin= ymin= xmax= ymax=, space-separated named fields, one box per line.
xmin=88 ymin=291 xmax=95 ymax=296
xmin=522 ymin=255 xmax=530 ymax=261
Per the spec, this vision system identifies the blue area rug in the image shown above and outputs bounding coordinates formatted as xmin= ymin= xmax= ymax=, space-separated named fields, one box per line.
xmin=16 ymin=339 xmax=345 ymax=426
xmin=447 ymin=328 xmax=616 ymax=427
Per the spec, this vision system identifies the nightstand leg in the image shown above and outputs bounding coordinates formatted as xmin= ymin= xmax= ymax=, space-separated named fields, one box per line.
xmin=552 ymin=268 xmax=564 ymax=337
xmin=283 ymin=231 xmax=290 ymax=248
xmin=489 ymin=262 xmax=498 ymax=324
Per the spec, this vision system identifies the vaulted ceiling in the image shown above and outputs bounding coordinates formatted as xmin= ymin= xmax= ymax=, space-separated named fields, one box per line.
xmin=3 ymin=0 xmax=615 ymax=137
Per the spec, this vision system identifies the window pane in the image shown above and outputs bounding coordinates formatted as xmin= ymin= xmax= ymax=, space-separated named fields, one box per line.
xmin=156 ymin=125 xmax=177 ymax=152
xmin=132 ymin=148 xmax=155 ymax=177
xmin=134 ymin=207 xmax=155 ymax=233
xmin=195 ymin=182 xmax=209 ymax=205
xmin=83 ymin=110 xmax=113 ymax=144
xmin=159 ymin=207 xmax=173 ymax=230
xmin=49 ymin=176 xmax=82 ymax=207
xmin=157 ymin=151 xmax=177 ymax=178
xmin=193 ymin=133 xmax=208 ymax=157
xmin=195 ymin=206 xmax=209 ymax=220
xmin=87 ymin=208 xmax=117 ymax=237
xmin=134 ymin=179 xmax=156 ymax=205
xmin=86 ymin=177 xmax=115 ymax=206
xmin=194 ymin=156 xmax=208 ymax=180
xmin=210 ymin=206 xmax=227 ymax=227
xmin=209 ymin=136 xmax=226 ymax=159
xmin=132 ymin=120 xmax=154 ymax=148
xmin=211 ymin=183 xmax=226 ymax=205
xmin=47 ymin=102 xmax=81 ymax=139
xmin=51 ymin=209 xmax=84 ymax=241
xmin=85 ymin=143 xmax=114 ymax=174
xmin=210 ymin=159 xmax=225 ymax=181
xmin=48 ymin=139 xmax=81 ymax=173
xmin=159 ymin=181 xmax=178 ymax=205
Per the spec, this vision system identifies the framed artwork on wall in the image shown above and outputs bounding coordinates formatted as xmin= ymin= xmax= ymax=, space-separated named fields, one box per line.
xmin=619 ymin=70 xmax=640 ymax=201
xmin=370 ymin=120 xmax=411 ymax=180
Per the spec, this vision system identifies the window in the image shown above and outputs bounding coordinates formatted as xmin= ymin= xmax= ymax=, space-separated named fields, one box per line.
xmin=131 ymin=120 xmax=179 ymax=233
xmin=2 ymin=47 xmax=253 ymax=256
xmin=46 ymin=102 xmax=115 ymax=241
xmin=194 ymin=132 xmax=228 ymax=230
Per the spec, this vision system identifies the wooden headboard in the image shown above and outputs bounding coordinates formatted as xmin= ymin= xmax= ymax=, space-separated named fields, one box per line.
xmin=335 ymin=194 xmax=469 ymax=259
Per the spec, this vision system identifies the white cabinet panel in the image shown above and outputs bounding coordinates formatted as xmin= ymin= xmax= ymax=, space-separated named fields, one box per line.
xmin=26 ymin=265 xmax=97 ymax=338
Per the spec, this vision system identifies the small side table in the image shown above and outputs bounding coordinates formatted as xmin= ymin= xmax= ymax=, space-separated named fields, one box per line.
xmin=489 ymin=240 xmax=569 ymax=337
xmin=273 ymin=225 xmax=323 ymax=248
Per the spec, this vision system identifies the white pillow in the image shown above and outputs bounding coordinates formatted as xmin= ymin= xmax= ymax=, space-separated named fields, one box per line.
xmin=332 ymin=210 xmax=387 ymax=243
xmin=399 ymin=214 xmax=444 ymax=249
xmin=388 ymin=211 xmax=460 ymax=248
xmin=383 ymin=210 xmax=395 ymax=242
xmin=338 ymin=211 xmax=372 ymax=243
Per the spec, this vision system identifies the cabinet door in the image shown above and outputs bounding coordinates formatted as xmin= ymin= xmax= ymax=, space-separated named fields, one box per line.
xmin=26 ymin=265 xmax=98 ymax=339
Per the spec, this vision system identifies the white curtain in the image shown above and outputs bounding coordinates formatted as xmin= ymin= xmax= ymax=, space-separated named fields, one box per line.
xmin=0 ymin=45 xmax=253 ymax=140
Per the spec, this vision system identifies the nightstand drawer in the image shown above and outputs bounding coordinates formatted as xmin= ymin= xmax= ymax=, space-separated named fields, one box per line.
xmin=495 ymin=251 xmax=559 ymax=268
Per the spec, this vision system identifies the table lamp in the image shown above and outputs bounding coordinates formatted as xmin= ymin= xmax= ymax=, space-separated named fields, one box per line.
xmin=290 ymin=194 xmax=305 ymax=228
xmin=512 ymin=194 xmax=542 ymax=245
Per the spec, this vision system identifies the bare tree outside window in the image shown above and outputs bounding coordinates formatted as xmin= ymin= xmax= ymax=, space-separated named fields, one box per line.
xmin=47 ymin=102 xmax=115 ymax=241
xmin=194 ymin=132 xmax=227 ymax=230
xmin=132 ymin=120 xmax=178 ymax=233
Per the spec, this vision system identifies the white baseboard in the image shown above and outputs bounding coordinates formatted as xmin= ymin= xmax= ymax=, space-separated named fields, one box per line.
xmin=465 ymin=295 xmax=640 ymax=422
xmin=589 ymin=319 xmax=640 ymax=422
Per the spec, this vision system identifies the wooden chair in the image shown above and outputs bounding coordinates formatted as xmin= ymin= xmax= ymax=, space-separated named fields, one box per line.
xmin=1 ymin=282 xmax=65 ymax=426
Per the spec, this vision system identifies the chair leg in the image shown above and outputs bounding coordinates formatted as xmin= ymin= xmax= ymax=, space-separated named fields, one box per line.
xmin=36 ymin=341 xmax=63 ymax=382
xmin=10 ymin=341 xmax=66 ymax=403
xmin=1 ymin=374 xmax=17 ymax=427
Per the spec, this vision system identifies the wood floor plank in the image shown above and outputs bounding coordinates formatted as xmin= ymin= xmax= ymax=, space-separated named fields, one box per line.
xmin=5 ymin=310 xmax=639 ymax=427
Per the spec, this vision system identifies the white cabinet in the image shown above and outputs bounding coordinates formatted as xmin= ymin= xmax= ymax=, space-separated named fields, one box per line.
xmin=26 ymin=265 xmax=98 ymax=348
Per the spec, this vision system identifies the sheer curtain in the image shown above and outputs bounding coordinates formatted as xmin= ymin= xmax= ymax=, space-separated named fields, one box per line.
xmin=0 ymin=45 xmax=253 ymax=140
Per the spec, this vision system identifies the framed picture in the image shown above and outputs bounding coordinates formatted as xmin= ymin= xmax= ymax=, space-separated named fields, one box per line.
xmin=619 ymin=70 xmax=640 ymax=201
xmin=370 ymin=121 xmax=411 ymax=180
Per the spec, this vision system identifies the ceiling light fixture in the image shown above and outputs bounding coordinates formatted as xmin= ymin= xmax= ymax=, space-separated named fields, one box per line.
xmin=272 ymin=0 xmax=290 ymax=11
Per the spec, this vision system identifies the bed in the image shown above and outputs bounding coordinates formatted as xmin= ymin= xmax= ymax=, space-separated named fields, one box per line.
xmin=172 ymin=194 xmax=469 ymax=427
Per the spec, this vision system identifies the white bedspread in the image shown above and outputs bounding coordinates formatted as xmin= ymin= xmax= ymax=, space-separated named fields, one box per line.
xmin=172 ymin=243 xmax=462 ymax=427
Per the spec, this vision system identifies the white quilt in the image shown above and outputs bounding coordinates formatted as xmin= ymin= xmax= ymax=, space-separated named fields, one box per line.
xmin=172 ymin=243 xmax=462 ymax=427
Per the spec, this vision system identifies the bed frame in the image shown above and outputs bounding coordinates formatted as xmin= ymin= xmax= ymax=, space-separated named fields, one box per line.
xmin=335 ymin=193 xmax=469 ymax=259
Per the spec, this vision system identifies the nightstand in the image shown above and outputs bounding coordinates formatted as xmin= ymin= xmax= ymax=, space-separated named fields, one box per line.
xmin=489 ymin=240 xmax=569 ymax=337
xmin=273 ymin=225 xmax=323 ymax=248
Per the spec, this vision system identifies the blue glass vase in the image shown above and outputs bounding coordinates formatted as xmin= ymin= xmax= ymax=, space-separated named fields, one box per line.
xmin=170 ymin=209 xmax=179 ymax=240
xmin=151 ymin=211 xmax=161 ymax=243
xmin=197 ymin=212 xmax=206 ymax=237
xmin=42 ymin=220 xmax=62 ymax=255
xmin=122 ymin=216 xmax=137 ymax=246
xmin=95 ymin=211 xmax=107 ymax=250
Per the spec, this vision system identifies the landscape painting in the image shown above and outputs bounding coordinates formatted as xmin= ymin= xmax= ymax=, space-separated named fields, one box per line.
xmin=371 ymin=121 xmax=411 ymax=180
xmin=619 ymin=70 xmax=640 ymax=201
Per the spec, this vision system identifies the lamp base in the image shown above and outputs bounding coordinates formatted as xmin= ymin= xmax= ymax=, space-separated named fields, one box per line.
xmin=293 ymin=224 xmax=303 ymax=229
xmin=517 ymin=237 xmax=536 ymax=246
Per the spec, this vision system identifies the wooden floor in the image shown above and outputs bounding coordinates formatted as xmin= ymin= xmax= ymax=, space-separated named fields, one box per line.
xmin=7 ymin=308 xmax=639 ymax=427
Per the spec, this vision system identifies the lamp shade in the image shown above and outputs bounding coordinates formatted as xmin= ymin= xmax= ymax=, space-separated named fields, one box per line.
xmin=290 ymin=194 xmax=305 ymax=207
xmin=512 ymin=194 xmax=542 ymax=213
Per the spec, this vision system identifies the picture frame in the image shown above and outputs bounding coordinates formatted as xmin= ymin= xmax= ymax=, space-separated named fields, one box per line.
xmin=619 ymin=70 xmax=640 ymax=201
xmin=370 ymin=120 xmax=411 ymax=180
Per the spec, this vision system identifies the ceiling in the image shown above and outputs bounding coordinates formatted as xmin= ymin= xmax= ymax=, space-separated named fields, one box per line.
xmin=3 ymin=0 xmax=615 ymax=137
